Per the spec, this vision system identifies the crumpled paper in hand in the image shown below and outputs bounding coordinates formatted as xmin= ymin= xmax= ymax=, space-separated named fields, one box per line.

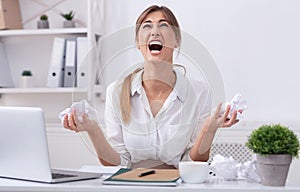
xmin=58 ymin=100 xmax=97 ymax=123
xmin=210 ymin=154 xmax=261 ymax=183
xmin=221 ymin=93 xmax=247 ymax=120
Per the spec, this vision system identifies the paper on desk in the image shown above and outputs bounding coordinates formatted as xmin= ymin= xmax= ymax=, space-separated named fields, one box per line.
xmin=80 ymin=165 xmax=124 ymax=175
xmin=58 ymin=100 xmax=97 ymax=123
xmin=210 ymin=154 xmax=238 ymax=181
xmin=210 ymin=154 xmax=261 ymax=183
xmin=237 ymin=161 xmax=261 ymax=183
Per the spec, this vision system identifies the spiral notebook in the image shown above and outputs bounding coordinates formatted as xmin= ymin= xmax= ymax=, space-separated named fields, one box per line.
xmin=102 ymin=168 xmax=181 ymax=187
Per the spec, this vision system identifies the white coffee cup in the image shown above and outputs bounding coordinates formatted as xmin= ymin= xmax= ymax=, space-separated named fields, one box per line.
xmin=179 ymin=161 xmax=209 ymax=183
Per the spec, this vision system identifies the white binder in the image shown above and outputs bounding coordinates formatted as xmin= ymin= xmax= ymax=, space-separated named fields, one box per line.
xmin=0 ymin=42 xmax=14 ymax=87
xmin=76 ymin=37 xmax=89 ymax=88
xmin=46 ymin=37 xmax=66 ymax=87
xmin=63 ymin=40 xmax=77 ymax=87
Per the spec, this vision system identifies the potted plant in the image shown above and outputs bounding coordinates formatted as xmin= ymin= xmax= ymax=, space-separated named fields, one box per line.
xmin=246 ymin=124 xmax=300 ymax=186
xmin=19 ymin=70 xmax=35 ymax=88
xmin=60 ymin=11 xmax=75 ymax=28
xmin=37 ymin=14 xmax=49 ymax=29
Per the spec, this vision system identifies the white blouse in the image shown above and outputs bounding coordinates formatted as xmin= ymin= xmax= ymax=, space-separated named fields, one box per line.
xmin=104 ymin=68 xmax=212 ymax=168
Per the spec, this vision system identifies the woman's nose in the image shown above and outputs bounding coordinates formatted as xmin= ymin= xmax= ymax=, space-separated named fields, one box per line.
xmin=151 ymin=25 xmax=160 ymax=36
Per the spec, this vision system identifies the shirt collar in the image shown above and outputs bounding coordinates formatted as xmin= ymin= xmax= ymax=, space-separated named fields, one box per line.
xmin=173 ymin=68 xmax=188 ymax=102
xmin=130 ymin=68 xmax=188 ymax=102
xmin=131 ymin=70 xmax=143 ymax=96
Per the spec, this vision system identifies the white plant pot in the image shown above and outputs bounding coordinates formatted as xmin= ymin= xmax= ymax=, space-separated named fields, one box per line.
xmin=37 ymin=20 xmax=49 ymax=29
xmin=19 ymin=76 xmax=35 ymax=88
xmin=63 ymin=20 xmax=75 ymax=28
xmin=256 ymin=154 xmax=292 ymax=186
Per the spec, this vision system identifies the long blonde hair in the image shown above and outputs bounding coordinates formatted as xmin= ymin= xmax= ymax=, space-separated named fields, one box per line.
xmin=120 ymin=5 xmax=182 ymax=124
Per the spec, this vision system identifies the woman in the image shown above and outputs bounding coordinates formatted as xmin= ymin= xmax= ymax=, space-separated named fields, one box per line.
xmin=63 ymin=5 xmax=238 ymax=169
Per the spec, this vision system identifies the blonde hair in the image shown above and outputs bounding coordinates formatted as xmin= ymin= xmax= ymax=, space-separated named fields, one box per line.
xmin=120 ymin=67 xmax=143 ymax=124
xmin=120 ymin=5 xmax=182 ymax=124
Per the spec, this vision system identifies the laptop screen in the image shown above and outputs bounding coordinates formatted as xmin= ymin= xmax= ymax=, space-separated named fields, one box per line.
xmin=0 ymin=107 xmax=53 ymax=182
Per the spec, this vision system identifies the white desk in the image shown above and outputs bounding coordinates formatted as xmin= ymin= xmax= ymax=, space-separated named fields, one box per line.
xmin=0 ymin=177 xmax=300 ymax=192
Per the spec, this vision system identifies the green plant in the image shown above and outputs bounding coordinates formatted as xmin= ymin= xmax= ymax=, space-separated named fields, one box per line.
xmin=21 ymin=70 xmax=32 ymax=76
xmin=246 ymin=124 xmax=300 ymax=158
xmin=60 ymin=11 xmax=75 ymax=21
xmin=40 ymin=14 xmax=48 ymax=20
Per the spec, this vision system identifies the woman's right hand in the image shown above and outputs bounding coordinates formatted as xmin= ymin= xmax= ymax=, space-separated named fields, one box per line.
xmin=62 ymin=109 xmax=99 ymax=134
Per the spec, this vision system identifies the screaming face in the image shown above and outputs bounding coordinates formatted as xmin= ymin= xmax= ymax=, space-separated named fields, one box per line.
xmin=137 ymin=11 xmax=178 ymax=63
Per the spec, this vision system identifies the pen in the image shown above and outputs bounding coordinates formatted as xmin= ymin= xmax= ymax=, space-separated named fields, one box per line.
xmin=138 ymin=170 xmax=156 ymax=177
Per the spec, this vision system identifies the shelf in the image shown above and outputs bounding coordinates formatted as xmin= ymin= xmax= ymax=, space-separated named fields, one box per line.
xmin=0 ymin=28 xmax=88 ymax=37
xmin=0 ymin=87 xmax=87 ymax=94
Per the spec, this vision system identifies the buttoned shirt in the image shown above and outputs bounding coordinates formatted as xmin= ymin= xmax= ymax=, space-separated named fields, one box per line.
xmin=104 ymin=68 xmax=212 ymax=168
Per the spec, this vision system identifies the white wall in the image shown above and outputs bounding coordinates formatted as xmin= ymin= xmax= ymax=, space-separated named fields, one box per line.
xmin=102 ymin=0 xmax=300 ymax=126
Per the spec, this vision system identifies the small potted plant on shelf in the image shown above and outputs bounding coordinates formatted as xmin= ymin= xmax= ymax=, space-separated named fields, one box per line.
xmin=246 ymin=124 xmax=300 ymax=186
xmin=37 ymin=14 xmax=49 ymax=29
xmin=60 ymin=11 xmax=75 ymax=28
xmin=19 ymin=70 xmax=35 ymax=88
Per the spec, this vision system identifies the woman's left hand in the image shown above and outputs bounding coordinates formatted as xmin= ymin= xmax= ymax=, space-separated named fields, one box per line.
xmin=207 ymin=102 xmax=240 ymax=131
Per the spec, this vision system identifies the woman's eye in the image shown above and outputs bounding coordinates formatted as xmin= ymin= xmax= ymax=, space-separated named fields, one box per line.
xmin=142 ymin=24 xmax=151 ymax=29
xmin=160 ymin=23 xmax=169 ymax=27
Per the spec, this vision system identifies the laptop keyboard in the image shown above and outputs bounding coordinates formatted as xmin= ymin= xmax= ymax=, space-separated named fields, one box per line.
xmin=52 ymin=172 xmax=76 ymax=179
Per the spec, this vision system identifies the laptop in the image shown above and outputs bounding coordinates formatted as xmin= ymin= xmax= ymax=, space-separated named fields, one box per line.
xmin=0 ymin=106 xmax=102 ymax=183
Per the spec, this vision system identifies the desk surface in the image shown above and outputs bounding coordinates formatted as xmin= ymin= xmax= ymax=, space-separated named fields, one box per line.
xmin=0 ymin=177 xmax=300 ymax=192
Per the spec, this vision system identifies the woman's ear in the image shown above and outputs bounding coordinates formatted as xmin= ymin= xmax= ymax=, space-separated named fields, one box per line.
xmin=174 ymin=38 xmax=180 ymax=48
xmin=175 ymin=41 xmax=179 ymax=48
xmin=136 ymin=40 xmax=140 ymax=50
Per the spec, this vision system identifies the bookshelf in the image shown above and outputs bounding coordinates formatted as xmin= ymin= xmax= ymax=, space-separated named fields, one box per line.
xmin=0 ymin=0 xmax=103 ymax=169
xmin=0 ymin=0 xmax=98 ymax=121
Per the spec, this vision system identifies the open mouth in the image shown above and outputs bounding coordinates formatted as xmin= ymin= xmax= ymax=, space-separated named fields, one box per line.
xmin=148 ymin=41 xmax=163 ymax=52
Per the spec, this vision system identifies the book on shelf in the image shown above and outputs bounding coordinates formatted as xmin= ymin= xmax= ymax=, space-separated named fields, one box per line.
xmin=47 ymin=36 xmax=89 ymax=88
xmin=76 ymin=37 xmax=89 ymax=88
xmin=63 ymin=39 xmax=77 ymax=87
xmin=47 ymin=37 xmax=66 ymax=88
xmin=102 ymin=168 xmax=181 ymax=187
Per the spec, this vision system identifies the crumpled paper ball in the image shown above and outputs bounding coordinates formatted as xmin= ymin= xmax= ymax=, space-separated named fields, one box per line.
xmin=210 ymin=154 xmax=238 ymax=180
xmin=221 ymin=93 xmax=247 ymax=120
xmin=58 ymin=100 xmax=97 ymax=123
xmin=210 ymin=154 xmax=261 ymax=183
xmin=237 ymin=160 xmax=261 ymax=183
